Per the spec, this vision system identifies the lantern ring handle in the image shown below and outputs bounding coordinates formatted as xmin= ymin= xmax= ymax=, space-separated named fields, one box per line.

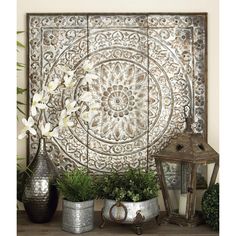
xmin=109 ymin=201 xmax=128 ymax=223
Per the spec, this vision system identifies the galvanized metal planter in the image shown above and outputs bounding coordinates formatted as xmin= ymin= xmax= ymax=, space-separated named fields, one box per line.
xmin=101 ymin=197 xmax=159 ymax=235
xmin=62 ymin=199 xmax=94 ymax=234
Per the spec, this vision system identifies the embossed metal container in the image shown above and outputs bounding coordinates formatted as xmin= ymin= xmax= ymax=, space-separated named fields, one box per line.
xmin=102 ymin=197 xmax=159 ymax=224
xmin=22 ymin=138 xmax=58 ymax=223
xmin=62 ymin=199 xmax=94 ymax=234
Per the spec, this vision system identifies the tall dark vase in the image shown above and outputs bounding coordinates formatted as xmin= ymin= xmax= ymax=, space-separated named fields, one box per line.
xmin=22 ymin=137 xmax=59 ymax=223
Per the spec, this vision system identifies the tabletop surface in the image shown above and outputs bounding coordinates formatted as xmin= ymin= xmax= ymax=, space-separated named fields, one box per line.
xmin=17 ymin=211 xmax=219 ymax=236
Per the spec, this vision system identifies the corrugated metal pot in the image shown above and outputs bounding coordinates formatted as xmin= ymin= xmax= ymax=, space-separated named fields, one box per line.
xmin=62 ymin=199 xmax=94 ymax=234
xmin=102 ymin=197 xmax=159 ymax=224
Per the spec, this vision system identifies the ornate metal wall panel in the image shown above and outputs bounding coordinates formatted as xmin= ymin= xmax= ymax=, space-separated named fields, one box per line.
xmin=27 ymin=13 xmax=207 ymax=187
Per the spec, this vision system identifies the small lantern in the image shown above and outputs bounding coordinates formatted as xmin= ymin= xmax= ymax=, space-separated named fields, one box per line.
xmin=152 ymin=115 xmax=219 ymax=226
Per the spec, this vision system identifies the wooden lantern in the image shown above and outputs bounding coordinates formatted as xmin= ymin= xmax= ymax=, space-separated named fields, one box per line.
xmin=152 ymin=117 xmax=219 ymax=226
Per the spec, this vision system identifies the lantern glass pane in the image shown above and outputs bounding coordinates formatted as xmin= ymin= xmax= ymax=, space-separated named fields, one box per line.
xmin=161 ymin=161 xmax=190 ymax=216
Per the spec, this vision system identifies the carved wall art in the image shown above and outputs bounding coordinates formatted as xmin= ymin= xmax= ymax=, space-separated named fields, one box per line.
xmin=27 ymin=13 xmax=207 ymax=188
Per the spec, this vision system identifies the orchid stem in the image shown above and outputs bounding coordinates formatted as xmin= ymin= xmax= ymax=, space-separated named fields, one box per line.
xmin=36 ymin=109 xmax=43 ymax=138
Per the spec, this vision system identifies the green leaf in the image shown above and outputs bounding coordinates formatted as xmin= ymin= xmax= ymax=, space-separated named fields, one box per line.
xmin=17 ymin=62 xmax=25 ymax=68
xmin=17 ymin=101 xmax=25 ymax=105
xmin=17 ymin=62 xmax=25 ymax=71
xmin=17 ymin=40 xmax=25 ymax=48
xmin=17 ymin=106 xmax=26 ymax=115
xmin=17 ymin=31 xmax=24 ymax=34
xmin=17 ymin=87 xmax=27 ymax=94
xmin=17 ymin=156 xmax=25 ymax=160
xmin=95 ymin=168 xmax=159 ymax=202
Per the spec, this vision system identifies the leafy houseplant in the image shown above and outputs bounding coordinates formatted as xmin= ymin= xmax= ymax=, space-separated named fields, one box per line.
xmin=201 ymin=183 xmax=219 ymax=231
xmin=97 ymin=168 xmax=160 ymax=234
xmin=96 ymin=168 xmax=159 ymax=202
xmin=57 ymin=169 xmax=95 ymax=234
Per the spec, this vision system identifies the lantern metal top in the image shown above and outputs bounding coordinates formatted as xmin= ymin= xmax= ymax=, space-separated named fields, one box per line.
xmin=152 ymin=107 xmax=219 ymax=164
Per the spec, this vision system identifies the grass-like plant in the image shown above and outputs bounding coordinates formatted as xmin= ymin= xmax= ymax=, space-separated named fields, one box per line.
xmin=96 ymin=168 xmax=159 ymax=202
xmin=17 ymin=31 xmax=27 ymax=116
xmin=57 ymin=168 xmax=95 ymax=202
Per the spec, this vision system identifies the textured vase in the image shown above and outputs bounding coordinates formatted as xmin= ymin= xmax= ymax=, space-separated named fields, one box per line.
xmin=22 ymin=137 xmax=59 ymax=223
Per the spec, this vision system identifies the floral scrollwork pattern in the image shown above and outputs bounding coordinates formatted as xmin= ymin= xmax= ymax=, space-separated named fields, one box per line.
xmin=28 ymin=14 xmax=207 ymax=188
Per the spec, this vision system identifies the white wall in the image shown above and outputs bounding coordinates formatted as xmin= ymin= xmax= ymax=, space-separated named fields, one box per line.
xmin=17 ymin=0 xmax=219 ymax=211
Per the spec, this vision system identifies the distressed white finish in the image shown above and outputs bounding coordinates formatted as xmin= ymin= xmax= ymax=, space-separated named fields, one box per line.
xmin=28 ymin=14 xmax=207 ymax=187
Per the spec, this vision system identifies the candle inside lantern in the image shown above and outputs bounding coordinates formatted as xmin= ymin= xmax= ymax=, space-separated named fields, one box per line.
xmin=179 ymin=193 xmax=187 ymax=215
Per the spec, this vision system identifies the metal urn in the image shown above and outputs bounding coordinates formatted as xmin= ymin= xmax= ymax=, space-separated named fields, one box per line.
xmin=100 ymin=197 xmax=160 ymax=235
xmin=22 ymin=138 xmax=59 ymax=223
xmin=62 ymin=199 xmax=94 ymax=234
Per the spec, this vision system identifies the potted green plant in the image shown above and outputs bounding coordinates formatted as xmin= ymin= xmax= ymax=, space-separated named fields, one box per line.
xmin=57 ymin=168 xmax=95 ymax=234
xmin=96 ymin=168 xmax=160 ymax=235
xmin=201 ymin=183 xmax=219 ymax=231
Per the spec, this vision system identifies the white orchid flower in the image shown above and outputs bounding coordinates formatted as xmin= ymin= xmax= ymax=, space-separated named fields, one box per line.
xmin=89 ymin=102 xmax=101 ymax=111
xmin=82 ymin=60 xmax=94 ymax=73
xmin=40 ymin=123 xmax=59 ymax=138
xmin=46 ymin=78 xmax=60 ymax=94
xmin=80 ymin=110 xmax=99 ymax=124
xmin=64 ymin=74 xmax=77 ymax=88
xmin=41 ymin=123 xmax=50 ymax=136
xmin=58 ymin=65 xmax=75 ymax=76
xmin=58 ymin=65 xmax=76 ymax=88
xmin=81 ymin=73 xmax=99 ymax=84
xmin=59 ymin=110 xmax=74 ymax=128
xmin=50 ymin=127 xmax=59 ymax=138
xmin=79 ymin=91 xmax=94 ymax=103
xmin=18 ymin=117 xmax=36 ymax=139
xmin=65 ymin=100 xmax=79 ymax=115
xmin=49 ymin=127 xmax=59 ymax=138
xmin=31 ymin=92 xmax=48 ymax=116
